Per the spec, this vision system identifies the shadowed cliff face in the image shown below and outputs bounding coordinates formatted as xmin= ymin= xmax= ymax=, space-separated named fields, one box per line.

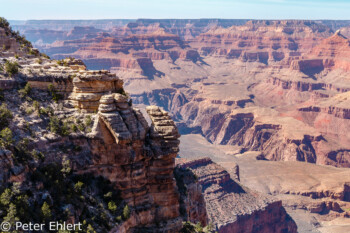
xmin=175 ymin=158 xmax=298 ymax=233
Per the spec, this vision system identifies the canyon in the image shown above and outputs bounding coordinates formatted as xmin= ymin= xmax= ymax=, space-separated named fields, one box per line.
xmin=5 ymin=17 xmax=350 ymax=232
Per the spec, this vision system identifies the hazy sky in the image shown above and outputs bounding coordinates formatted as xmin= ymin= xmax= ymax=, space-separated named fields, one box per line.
xmin=1 ymin=0 xmax=350 ymax=20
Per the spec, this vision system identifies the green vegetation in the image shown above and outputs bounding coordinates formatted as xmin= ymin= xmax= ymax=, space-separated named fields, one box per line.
xmin=36 ymin=58 xmax=42 ymax=64
xmin=18 ymin=83 xmax=32 ymax=98
xmin=41 ymin=53 xmax=50 ymax=59
xmin=48 ymin=84 xmax=63 ymax=102
xmin=4 ymin=60 xmax=19 ymax=77
xmin=25 ymin=106 xmax=34 ymax=115
xmin=108 ymin=201 xmax=117 ymax=213
xmin=0 ymin=88 xmax=5 ymax=101
xmin=38 ymin=106 xmax=53 ymax=116
xmin=74 ymin=181 xmax=84 ymax=193
xmin=41 ymin=202 xmax=52 ymax=219
xmin=0 ymin=162 xmax=127 ymax=232
xmin=33 ymin=100 xmax=41 ymax=116
xmin=27 ymin=48 xmax=39 ymax=56
xmin=30 ymin=149 xmax=44 ymax=161
xmin=0 ymin=17 xmax=10 ymax=29
xmin=0 ymin=188 xmax=12 ymax=206
xmin=49 ymin=116 xmax=71 ymax=136
xmin=0 ymin=127 xmax=13 ymax=148
xmin=56 ymin=59 xmax=68 ymax=66
xmin=0 ymin=103 xmax=13 ymax=131
xmin=122 ymin=205 xmax=130 ymax=220
xmin=181 ymin=222 xmax=216 ymax=233
xmin=75 ymin=116 xmax=93 ymax=133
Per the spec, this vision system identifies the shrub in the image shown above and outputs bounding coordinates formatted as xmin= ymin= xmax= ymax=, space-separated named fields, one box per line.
xmin=87 ymin=224 xmax=97 ymax=233
xmin=0 ymin=88 xmax=5 ymax=101
xmin=4 ymin=61 xmax=19 ymax=77
xmin=61 ymin=156 xmax=72 ymax=175
xmin=0 ymin=17 xmax=10 ymax=29
xmin=85 ymin=115 xmax=93 ymax=126
xmin=49 ymin=116 xmax=60 ymax=134
xmin=3 ymin=203 xmax=19 ymax=226
xmin=41 ymin=202 xmax=51 ymax=219
xmin=31 ymin=149 xmax=44 ymax=161
xmin=74 ymin=181 xmax=84 ymax=193
xmin=77 ymin=123 xmax=85 ymax=131
xmin=70 ymin=124 xmax=78 ymax=132
xmin=48 ymin=116 xmax=71 ymax=136
xmin=36 ymin=58 xmax=42 ymax=64
xmin=41 ymin=53 xmax=50 ymax=59
xmin=0 ymin=188 xmax=12 ymax=206
xmin=104 ymin=192 xmax=113 ymax=199
xmin=0 ymin=127 xmax=13 ymax=148
xmin=39 ymin=106 xmax=53 ymax=116
xmin=18 ymin=83 xmax=32 ymax=98
xmin=25 ymin=106 xmax=34 ymax=115
xmin=122 ymin=205 xmax=130 ymax=220
xmin=180 ymin=221 xmax=215 ymax=233
xmin=33 ymin=100 xmax=40 ymax=115
xmin=48 ymin=84 xmax=62 ymax=102
xmin=27 ymin=48 xmax=38 ymax=56
xmin=108 ymin=201 xmax=117 ymax=213
xmin=56 ymin=59 xmax=68 ymax=66
xmin=0 ymin=103 xmax=13 ymax=130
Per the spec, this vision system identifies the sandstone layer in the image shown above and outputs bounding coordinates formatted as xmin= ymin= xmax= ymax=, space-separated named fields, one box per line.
xmin=176 ymin=158 xmax=297 ymax=233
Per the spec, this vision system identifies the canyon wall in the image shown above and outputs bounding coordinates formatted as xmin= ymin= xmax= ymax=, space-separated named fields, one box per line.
xmin=176 ymin=158 xmax=298 ymax=233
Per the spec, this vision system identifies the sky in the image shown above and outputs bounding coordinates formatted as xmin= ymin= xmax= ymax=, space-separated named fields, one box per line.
xmin=1 ymin=0 xmax=350 ymax=20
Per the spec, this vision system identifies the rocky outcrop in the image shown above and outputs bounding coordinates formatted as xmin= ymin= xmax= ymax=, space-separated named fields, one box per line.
xmin=0 ymin=23 xmax=39 ymax=58
xmin=16 ymin=57 xmax=124 ymax=112
xmin=70 ymin=70 xmax=124 ymax=112
xmin=176 ymin=158 xmax=297 ymax=233
xmin=86 ymin=100 xmax=182 ymax=232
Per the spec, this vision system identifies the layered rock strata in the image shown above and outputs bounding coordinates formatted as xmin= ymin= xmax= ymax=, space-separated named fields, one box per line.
xmin=190 ymin=20 xmax=333 ymax=65
xmin=176 ymin=158 xmax=298 ymax=233
xmin=85 ymin=102 xmax=182 ymax=232
xmin=43 ymin=31 xmax=200 ymax=77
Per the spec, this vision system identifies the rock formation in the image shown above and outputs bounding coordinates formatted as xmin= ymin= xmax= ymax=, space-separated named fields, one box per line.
xmin=48 ymin=30 xmax=200 ymax=79
xmin=176 ymin=158 xmax=298 ymax=233
xmin=0 ymin=19 xmax=185 ymax=232
xmin=190 ymin=20 xmax=333 ymax=65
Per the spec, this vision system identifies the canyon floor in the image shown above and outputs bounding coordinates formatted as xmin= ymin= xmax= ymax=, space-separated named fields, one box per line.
xmin=179 ymin=134 xmax=350 ymax=233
